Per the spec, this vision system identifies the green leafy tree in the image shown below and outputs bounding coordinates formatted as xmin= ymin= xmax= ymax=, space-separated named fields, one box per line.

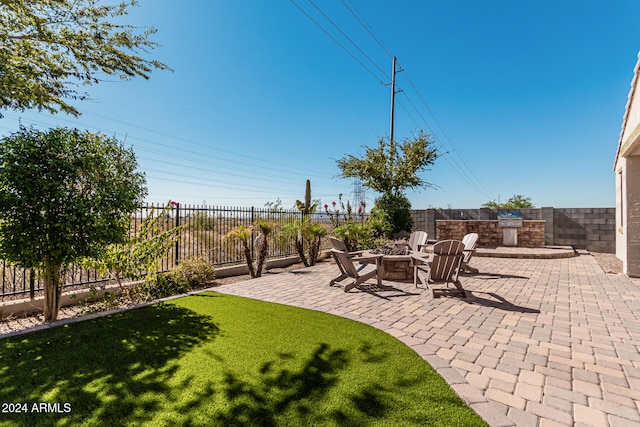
xmin=505 ymin=194 xmax=534 ymax=208
xmin=336 ymin=131 xmax=438 ymax=197
xmin=337 ymin=131 xmax=437 ymax=236
xmin=0 ymin=126 xmax=147 ymax=322
xmin=0 ymin=0 xmax=170 ymax=117
xmin=482 ymin=194 xmax=534 ymax=209
xmin=84 ymin=202 xmax=182 ymax=287
xmin=376 ymin=193 xmax=413 ymax=237
xmin=481 ymin=200 xmax=503 ymax=209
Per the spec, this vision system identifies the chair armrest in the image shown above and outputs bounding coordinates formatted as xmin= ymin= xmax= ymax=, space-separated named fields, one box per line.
xmin=410 ymin=253 xmax=429 ymax=265
xmin=357 ymin=254 xmax=384 ymax=264
xmin=346 ymin=250 xmax=366 ymax=257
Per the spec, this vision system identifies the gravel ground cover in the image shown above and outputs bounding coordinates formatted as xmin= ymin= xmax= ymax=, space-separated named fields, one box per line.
xmin=0 ymin=262 xmax=309 ymax=336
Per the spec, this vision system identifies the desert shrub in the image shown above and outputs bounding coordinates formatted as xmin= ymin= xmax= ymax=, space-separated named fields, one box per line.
xmin=171 ymin=256 xmax=216 ymax=287
xmin=190 ymin=211 xmax=216 ymax=230
xmin=146 ymin=273 xmax=190 ymax=299
xmin=143 ymin=257 xmax=216 ymax=299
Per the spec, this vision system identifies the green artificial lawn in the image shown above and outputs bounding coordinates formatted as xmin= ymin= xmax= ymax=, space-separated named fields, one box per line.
xmin=0 ymin=292 xmax=487 ymax=426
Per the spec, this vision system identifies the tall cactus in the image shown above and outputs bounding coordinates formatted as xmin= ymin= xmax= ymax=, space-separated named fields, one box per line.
xmin=295 ymin=179 xmax=317 ymax=216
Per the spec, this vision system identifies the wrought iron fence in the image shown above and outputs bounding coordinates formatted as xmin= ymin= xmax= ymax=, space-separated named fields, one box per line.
xmin=0 ymin=203 xmax=334 ymax=301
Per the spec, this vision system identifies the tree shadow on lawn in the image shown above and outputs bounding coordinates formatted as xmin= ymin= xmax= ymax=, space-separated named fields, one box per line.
xmin=199 ymin=342 xmax=482 ymax=426
xmin=0 ymin=302 xmax=219 ymax=426
xmin=0 ymin=294 xmax=486 ymax=426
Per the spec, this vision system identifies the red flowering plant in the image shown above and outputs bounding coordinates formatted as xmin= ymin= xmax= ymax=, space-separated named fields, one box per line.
xmin=325 ymin=195 xmax=370 ymax=251
xmin=324 ymin=194 xmax=366 ymax=228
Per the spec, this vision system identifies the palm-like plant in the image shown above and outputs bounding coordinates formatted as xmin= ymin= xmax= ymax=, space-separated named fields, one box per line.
xmin=224 ymin=225 xmax=256 ymax=278
xmin=254 ymin=219 xmax=274 ymax=277
xmin=306 ymin=223 xmax=327 ymax=266
xmin=280 ymin=220 xmax=309 ymax=267
xmin=280 ymin=219 xmax=327 ymax=267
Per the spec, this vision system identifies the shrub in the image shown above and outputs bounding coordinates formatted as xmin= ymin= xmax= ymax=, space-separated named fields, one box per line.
xmin=190 ymin=211 xmax=216 ymax=230
xmin=332 ymin=222 xmax=371 ymax=251
xmin=376 ymin=193 xmax=413 ymax=237
xmin=146 ymin=273 xmax=191 ymax=299
xmin=367 ymin=205 xmax=392 ymax=241
xmin=171 ymin=257 xmax=216 ymax=288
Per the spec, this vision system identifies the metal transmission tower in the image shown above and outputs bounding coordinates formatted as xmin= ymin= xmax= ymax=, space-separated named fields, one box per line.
xmin=351 ymin=178 xmax=366 ymax=209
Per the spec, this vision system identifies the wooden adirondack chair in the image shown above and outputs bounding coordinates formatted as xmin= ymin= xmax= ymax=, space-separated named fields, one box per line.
xmin=461 ymin=233 xmax=479 ymax=274
xmin=328 ymin=236 xmax=364 ymax=257
xmin=330 ymin=249 xmax=383 ymax=292
xmin=396 ymin=231 xmax=429 ymax=252
xmin=411 ymin=240 xmax=467 ymax=298
xmin=408 ymin=231 xmax=429 ymax=252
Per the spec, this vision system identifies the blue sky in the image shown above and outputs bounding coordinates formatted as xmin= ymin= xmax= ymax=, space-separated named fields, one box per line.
xmin=2 ymin=1 xmax=639 ymax=209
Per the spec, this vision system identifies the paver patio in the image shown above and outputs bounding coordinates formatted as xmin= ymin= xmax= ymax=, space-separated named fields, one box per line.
xmin=213 ymin=253 xmax=640 ymax=427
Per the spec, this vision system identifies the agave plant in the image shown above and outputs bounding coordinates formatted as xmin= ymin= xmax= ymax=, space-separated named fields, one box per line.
xmin=223 ymin=225 xmax=256 ymax=278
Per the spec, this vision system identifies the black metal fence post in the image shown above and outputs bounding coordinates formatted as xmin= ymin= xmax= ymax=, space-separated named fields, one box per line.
xmin=175 ymin=202 xmax=180 ymax=266
xmin=250 ymin=206 xmax=255 ymax=261
xmin=29 ymin=269 xmax=35 ymax=301
xmin=0 ymin=203 xmax=335 ymax=301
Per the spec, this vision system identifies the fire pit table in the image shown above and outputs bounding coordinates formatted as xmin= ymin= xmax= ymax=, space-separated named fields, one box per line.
xmin=364 ymin=248 xmax=432 ymax=282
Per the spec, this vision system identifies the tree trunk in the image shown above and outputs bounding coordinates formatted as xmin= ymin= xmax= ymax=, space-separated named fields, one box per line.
xmin=255 ymin=234 xmax=268 ymax=278
xmin=309 ymin=236 xmax=321 ymax=266
xmin=243 ymin=247 xmax=256 ymax=278
xmin=296 ymin=240 xmax=309 ymax=267
xmin=43 ymin=263 xmax=62 ymax=323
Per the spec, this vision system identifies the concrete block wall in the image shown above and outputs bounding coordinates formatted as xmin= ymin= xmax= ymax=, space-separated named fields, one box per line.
xmin=553 ymin=208 xmax=615 ymax=253
xmin=412 ymin=207 xmax=615 ymax=253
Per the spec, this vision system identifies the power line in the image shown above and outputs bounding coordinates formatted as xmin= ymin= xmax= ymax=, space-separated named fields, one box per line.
xmin=289 ymin=0 xmax=387 ymax=85
xmin=307 ymin=0 xmax=389 ymax=80
xmin=340 ymin=0 xmax=394 ymax=59
xmin=401 ymin=69 xmax=496 ymax=198
xmin=1 ymin=112 xmax=333 ymax=182
xmin=332 ymin=1 xmax=496 ymax=199
xmin=325 ymin=0 xmax=497 ymax=200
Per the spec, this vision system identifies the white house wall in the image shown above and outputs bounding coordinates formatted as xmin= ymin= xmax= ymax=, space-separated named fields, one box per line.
xmin=616 ymin=52 xmax=640 ymax=276
xmin=619 ymin=156 xmax=640 ymax=276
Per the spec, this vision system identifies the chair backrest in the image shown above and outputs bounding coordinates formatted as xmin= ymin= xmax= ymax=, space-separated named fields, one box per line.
xmin=330 ymin=249 xmax=359 ymax=277
xmin=408 ymin=231 xmax=428 ymax=251
xmin=429 ymin=240 xmax=465 ymax=283
xmin=461 ymin=233 xmax=478 ymax=262
xmin=329 ymin=236 xmax=348 ymax=251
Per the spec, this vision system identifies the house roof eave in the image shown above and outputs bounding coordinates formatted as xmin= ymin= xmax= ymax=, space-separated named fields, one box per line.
xmin=614 ymin=51 xmax=640 ymax=172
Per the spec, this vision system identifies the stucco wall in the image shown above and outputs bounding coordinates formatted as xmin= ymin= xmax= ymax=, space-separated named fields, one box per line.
xmin=616 ymin=166 xmax=625 ymax=259
xmin=622 ymin=156 xmax=640 ymax=276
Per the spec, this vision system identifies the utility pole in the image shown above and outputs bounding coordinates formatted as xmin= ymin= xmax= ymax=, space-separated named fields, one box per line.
xmin=389 ymin=56 xmax=397 ymax=145
xmin=388 ymin=56 xmax=402 ymax=185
